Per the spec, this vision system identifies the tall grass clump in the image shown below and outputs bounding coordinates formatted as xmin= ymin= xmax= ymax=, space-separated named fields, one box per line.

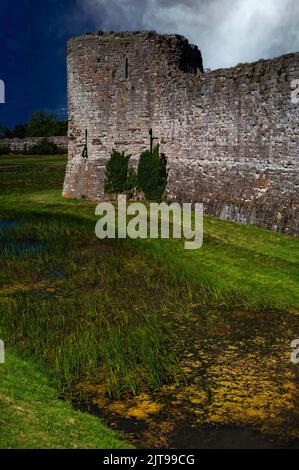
xmin=0 ymin=292 xmax=177 ymax=398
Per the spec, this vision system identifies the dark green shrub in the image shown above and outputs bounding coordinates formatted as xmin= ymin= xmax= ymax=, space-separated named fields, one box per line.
xmin=104 ymin=149 xmax=132 ymax=194
xmin=1 ymin=111 xmax=67 ymax=139
xmin=137 ymin=144 xmax=168 ymax=201
xmin=125 ymin=166 xmax=138 ymax=196
xmin=10 ymin=123 xmax=28 ymax=139
xmin=26 ymin=110 xmax=67 ymax=137
xmin=24 ymin=138 xmax=65 ymax=155
xmin=0 ymin=125 xmax=12 ymax=139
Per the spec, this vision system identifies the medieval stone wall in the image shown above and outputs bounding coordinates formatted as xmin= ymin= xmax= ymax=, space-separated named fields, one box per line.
xmin=0 ymin=136 xmax=68 ymax=152
xmin=63 ymin=31 xmax=299 ymax=235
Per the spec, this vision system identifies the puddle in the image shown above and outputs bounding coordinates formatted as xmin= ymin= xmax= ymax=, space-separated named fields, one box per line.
xmin=0 ymin=240 xmax=44 ymax=256
xmin=75 ymin=396 xmax=299 ymax=449
xmin=0 ymin=220 xmax=19 ymax=231
xmin=46 ymin=267 xmax=65 ymax=281
xmin=0 ymin=220 xmax=44 ymax=256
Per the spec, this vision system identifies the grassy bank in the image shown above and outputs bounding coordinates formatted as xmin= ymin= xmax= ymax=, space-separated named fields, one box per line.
xmin=0 ymin=352 xmax=128 ymax=448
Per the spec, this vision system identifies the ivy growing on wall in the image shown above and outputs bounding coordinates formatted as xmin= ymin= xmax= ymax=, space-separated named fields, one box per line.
xmin=137 ymin=144 xmax=167 ymax=202
xmin=104 ymin=149 xmax=131 ymax=194
xmin=125 ymin=166 xmax=138 ymax=196
xmin=104 ymin=145 xmax=168 ymax=201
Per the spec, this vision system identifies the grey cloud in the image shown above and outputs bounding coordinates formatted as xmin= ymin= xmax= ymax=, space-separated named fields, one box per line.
xmin=157 ymin=0 xmax=202 ymax=7
xmin=79 ymin=0 xmax=151 ymax=31
xmin=77 ymin=0 xmax=299 ymax=69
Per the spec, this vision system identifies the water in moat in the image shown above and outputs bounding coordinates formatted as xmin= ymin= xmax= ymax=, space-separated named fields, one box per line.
xmin=0 ymin=220 xmax=19 ymax=231
xmin=73 ymin=308 xmax=299 ymax=449
xmin=0 ymin=220 xmax=44 ymax=256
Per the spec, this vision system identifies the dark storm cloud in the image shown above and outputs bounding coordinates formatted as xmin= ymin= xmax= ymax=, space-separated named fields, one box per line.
xmin=77 ymin=0 xmax=299 ymax=69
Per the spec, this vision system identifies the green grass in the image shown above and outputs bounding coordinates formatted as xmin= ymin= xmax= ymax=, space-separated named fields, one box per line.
xmin=0 ymin=156 xmax=180 ymax=399
xmin=0 ymin=352 xmax=129 ymax=449
xmin=0 ymin=154 xmax=299 ymax=447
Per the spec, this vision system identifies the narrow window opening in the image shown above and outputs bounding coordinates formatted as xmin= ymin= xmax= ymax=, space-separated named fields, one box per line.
xmin=82 ymin=129 xmax=88 ymax=159
xmin=125 ymin=58 xmax=128 ymax=79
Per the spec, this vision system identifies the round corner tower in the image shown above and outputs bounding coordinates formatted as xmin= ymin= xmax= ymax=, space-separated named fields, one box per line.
xmin=63 ymin=31 xmax=203 ymax=200
xmin=63 ymin=31 xmax=299 ymax=235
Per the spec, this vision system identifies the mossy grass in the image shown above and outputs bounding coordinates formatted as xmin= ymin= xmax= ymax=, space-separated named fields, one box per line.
xmin=0 ymin=154 xmax=299 ymax=447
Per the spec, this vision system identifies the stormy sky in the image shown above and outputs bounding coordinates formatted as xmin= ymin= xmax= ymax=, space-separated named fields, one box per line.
xmin=78 ymin=0 xmax=299 ymax=69
xmin=1 ymin=0 xmax=299 ymax=127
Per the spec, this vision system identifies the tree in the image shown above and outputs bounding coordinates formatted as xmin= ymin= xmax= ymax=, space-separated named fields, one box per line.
xmin=24 ymin=138 xmax=65 ymax=155
xmin=137 ymin=144 xmax=168 ymax=202
xmin=11 ymin=123 xmax=28 ymax=139
xmin=26 ymin=110 xmax=67 ymax=137
xmin=0 ymin=124 xmax=11 ymax=139
xmin=104 ymin=149 xmax=132 ymax=194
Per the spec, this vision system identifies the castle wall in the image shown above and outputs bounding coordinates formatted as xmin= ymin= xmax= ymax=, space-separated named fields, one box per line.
xmin=63 ymin=32 xmax=299 ymax=235
xmin=0 ymin=136 xmax=68 ymax=152
xmin=63 ymin=32 xmax=202 ymax=199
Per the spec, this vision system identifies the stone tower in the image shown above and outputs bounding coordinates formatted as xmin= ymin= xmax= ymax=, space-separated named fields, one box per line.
xmin=63 ymin=31 xmax=299 ymax=235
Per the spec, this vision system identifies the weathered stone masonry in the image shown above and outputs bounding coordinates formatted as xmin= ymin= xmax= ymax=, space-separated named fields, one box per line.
xmin=63 ymin=31 xmax=299 ymax=235
xmin=0 ymin=136 xmax=68 ymax=152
